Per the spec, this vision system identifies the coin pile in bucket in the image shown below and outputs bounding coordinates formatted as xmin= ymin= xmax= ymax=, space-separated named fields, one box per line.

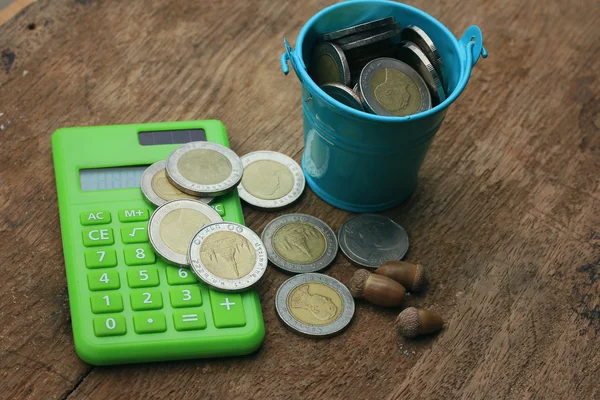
xmin=309 ymin=16 xmax=447 ymax=117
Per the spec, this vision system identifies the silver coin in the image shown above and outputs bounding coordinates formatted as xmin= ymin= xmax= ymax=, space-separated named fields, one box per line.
xmin=261 ymin=214 xmax=338 ymax=274
xmin=321 ymin=16 xmax=395 ymax=41
xmin=309 ymin=42 xmax=351 ymax=86
xmin=321 ymin=83 xmax=364 ymax=111
xmin=334 ymin=22 xmax=401 ymax=46
xmin=397 ymin=41 xmax=446 ymax=105
xmin=141 ymin=160 xmax=213 ymax=207
xmin=359 ymin=57 xmax=431 ymax=117
xmin=275 ymin=273 xmax=355 ymax=338
xmin=166 ymin=141 xmax=243 ymax=197
xmin=188 ymin=222 xmax=267 ymax=291
xmin=338 ymin=214 xmax=409 ymax=268
xmin=401 ymin=25 xmax=446 ymax=92
xmin=238 ymin=151 xmax=305 ymax=209
xmin=338 ymin=27 xmax=401 ymax=51
xmin=148 ymin=199 xmax=223 ymax=266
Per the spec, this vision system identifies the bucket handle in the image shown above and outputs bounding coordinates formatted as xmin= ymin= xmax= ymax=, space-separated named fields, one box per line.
xmin=281 ymin=38 xmax=305 ymax=83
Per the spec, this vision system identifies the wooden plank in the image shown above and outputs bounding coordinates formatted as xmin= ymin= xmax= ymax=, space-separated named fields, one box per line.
xmin=0 ymin=0 xmax=599 ymax=399
xmin=0 ymin=0 xmax=37 ymax=25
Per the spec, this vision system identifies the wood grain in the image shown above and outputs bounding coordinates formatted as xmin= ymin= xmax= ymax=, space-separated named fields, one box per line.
xmin=1 ymin=0 xmax=599 ymax=399
xmin=0 ymin=0 xmax=37 ymax=25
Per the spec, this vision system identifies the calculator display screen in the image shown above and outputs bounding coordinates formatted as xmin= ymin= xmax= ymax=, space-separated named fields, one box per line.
xmin=79 ymin=166 xmax=148 ymax=191
xmin=138 ymin=129 xmax=207 ymax=145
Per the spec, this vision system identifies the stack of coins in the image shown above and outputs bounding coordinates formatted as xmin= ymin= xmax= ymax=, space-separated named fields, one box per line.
xmin=309 ymin=17 xmax=447 ymax=117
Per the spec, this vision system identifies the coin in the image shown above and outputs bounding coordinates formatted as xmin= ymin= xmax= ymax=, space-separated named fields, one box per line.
xmin=261 ymin=214 xmax=338 ymax=274
xmin=321 ymin=83 xmax=364 ymax=111
xmin=401 ymin=25 xmax=446 ymax=92
xmin=334 ymin=22 xmax=401 ymax=46
xmin=359 ymin=57 xmax=431 ymax=117
xmin=321 ymin=16 xmax=395 ymax=41
xmin=166 ymin=142 xmax=243 ymax=197
xmin=238 ymin=151 xmax=305 ymax=209
xmin=275 ymin=273 xmax=354 ymax=337
xmin=148 ymin=199 xmax=223 ymax=266
xmin=397 ymin=41 xmax=446 ymax=105
xmin=309 ymin=42 xmax=351 ymax=86
xmin=338 ymin=214 xmax=409 ymax=268
xmin=338 ymin=27 xmax=401 ymax=51
xmin=141 ymin=160 xmax=213 ymax=207
xmin=188 ymin=222 xmax=267 ymax=291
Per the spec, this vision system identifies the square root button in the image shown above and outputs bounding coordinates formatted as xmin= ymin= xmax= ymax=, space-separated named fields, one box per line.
xmin=209 ymin=291 xmax=245 ymax=328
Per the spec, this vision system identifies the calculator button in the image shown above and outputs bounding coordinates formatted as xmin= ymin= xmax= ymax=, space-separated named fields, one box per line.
xmin=118 ymin=208 xmax=149 ymax=223
xmin=133 ymin=312 xmax=167 ymax=334
xmin=212 ymin=203 xmax=225 ymax=217
xmin=121 ymin=224 xmax=149 ymax=244
xmin=130 ymin=290 xmax=163 ymax=311
xmin=209 ymin=291 xmax=246 ymax=328
xmin=123 ymin=244 xmax=155 ymax=266
xmin=165 ymin=266 xmax=198 ymax=285
xmin=85 ymin=248 xmax=117 ymax=268
xmin=173 ymin=309 xmax=207 ymax=331
xmin=90 ymin=293 xmax=124 ymax=313
xmin=169 ymin=286 xmax=202 ymax=308
xmin=93 ymin=315 xmax=127 ymax=337
xmin=80 ymin=210 xmax=111 ymax=226
xmin=87 ymin=270 xmax=120 ymax=291
xmin=82 ymin=228 xmax=114 ymax=247
xmin=127 ymin=267 xmax=160 ymax=288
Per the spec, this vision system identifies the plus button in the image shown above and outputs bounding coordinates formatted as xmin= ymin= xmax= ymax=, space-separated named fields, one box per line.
xmin=220 ymin=298 xmax=235 ymax=311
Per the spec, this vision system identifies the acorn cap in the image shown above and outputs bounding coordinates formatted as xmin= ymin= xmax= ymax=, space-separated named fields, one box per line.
xmin=396 ymin=307 xmax=420 ymax=338
xmin=349 ymin=269 xmax=370 ymax=298
xmin=412 ymin=264 xmax=429 ymax=292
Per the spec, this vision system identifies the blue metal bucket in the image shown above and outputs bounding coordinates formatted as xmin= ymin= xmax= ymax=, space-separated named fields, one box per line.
xmin=281 ymin=0 xmax=487 ymax=212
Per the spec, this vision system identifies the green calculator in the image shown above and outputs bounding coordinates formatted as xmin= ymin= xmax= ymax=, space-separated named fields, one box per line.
xmin=51 ymin=120 xmax=264 ymax=365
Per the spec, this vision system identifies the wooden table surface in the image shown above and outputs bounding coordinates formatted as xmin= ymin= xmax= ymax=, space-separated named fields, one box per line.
xmin=1 ymin=0 xmax=599 ymax=399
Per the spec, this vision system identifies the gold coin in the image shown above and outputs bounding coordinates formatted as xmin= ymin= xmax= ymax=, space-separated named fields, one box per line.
xmin=242 ymin=160 xmax=295 ymax=200
xmin=287 ymin=282 xmax=343 ymax=326
xmin=177 ymin=149 xmax=232 ymax=185
xmin=370 ymin=67 xmax=422 ymax=116
xmin=159 ymin=208 xmax=211 ymax=255
xmin=151 ymin=168 xmax=197 ymax=201
xmin=272 ymin=222 xmax=327 ymax=264
xmin=199 ymin=231 xmax=257 ymax=279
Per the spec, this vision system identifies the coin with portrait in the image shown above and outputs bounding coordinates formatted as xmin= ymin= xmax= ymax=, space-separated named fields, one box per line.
xmin=261 ymin=214 xmax=338 ymax=273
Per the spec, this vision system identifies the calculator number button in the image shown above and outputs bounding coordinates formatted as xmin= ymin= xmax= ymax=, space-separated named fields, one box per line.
xmin=166 ymin=267 xmax=198 ymax=285
xmin=82 ymin=228 xmax=114 ymax=247
xmin=169 ymin=286 xmax=202 ymax=308
xmin=121 ymin=224 xmax=148 ymax=244
xmin=80 ymin=210 xmax=111 ymax=226
xmin=133 ymin=312 xmax=167 ymax=334
xmin=90 ymin=293 xmax=124 ymax=313
xmin=127 ymin=267 xmax=160 ymax=288
xmin=124 ymin=245 xmax=155 ymax=266
xmin=88 ymin=270 xmax=120 ymax=291
xmin=209 ymin=291 xmax=246 ymax=328
xmin=85 ymin=248 xmax=117 ymax=268
xmin=130 ymin=290 xmax=163 ymax=311
xmin=93 ymin=315 xmax=127 ymax=337
xmin=119 ymin=208 xmax=149 ymax=223
xmin=173 ymin=309 xmax=207 ymax=331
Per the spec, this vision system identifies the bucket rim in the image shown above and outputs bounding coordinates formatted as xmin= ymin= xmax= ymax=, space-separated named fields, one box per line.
xmin=294 ymin=0 xmax=474 ymax=123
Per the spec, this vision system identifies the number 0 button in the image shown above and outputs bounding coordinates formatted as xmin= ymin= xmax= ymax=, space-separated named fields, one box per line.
xmin=127 ymin=267 xmax=160 ymax=288
xmin=93 ymin=315 xmax=126 ymax=337
xmin=124 ymin=244 xmax=155 ymax=266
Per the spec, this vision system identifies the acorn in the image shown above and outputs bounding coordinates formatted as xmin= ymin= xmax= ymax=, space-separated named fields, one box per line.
xmin=396 ymin=307 xmax=443 ymax=338
xmin=376 ymin=261 xmax=429 ymax=292
xmin=349 ymin=269 xmax=405 ymax=307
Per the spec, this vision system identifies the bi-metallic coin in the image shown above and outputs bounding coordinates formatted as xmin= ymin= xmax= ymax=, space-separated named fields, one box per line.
xmin=401 ymin=25 xmax=446 ymax=92
xmin=334 ymin=22 xmax=401 ymax=46
xmin=359 ymin=57 xmax=431 ymax=117
xmin=166 ymin=142 xmax=243 ymax=197
xmin=261 ymin=214 xmax=338 ymax=274
xmin=141 ymin=160 xmax=213 ymax=207
xmin=238 ymin=151 xmax=305 ymax=209
xmin=397 ymin=41 xmax=446 ymax=105
xmin=321 ymin=16 xmax=395 ymax=41
xmin=188 ymin=222 xmax=267 ymax=291
xmin=338 ymin=213 xmax=409 ymax=268
xmin=276 ymin=273 xmax=355 ymax=338
xmin=321 ymin=83 xmax=364 ymax=111
xmin=309 ymin=42 xmax=351 ymax=86
xmin=148 ymin=199 xmax=223 ymax=266
xmin=338 ymin=26 xmax=401 ymax=51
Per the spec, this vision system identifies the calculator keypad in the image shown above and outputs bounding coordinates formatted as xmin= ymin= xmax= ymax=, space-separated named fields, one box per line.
xmin=81 ymin=204 xmax=250 ymax=338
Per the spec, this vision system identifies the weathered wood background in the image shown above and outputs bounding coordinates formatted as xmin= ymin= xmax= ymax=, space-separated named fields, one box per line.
xmin=1 ymin=0 xmax=599 ymax=398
